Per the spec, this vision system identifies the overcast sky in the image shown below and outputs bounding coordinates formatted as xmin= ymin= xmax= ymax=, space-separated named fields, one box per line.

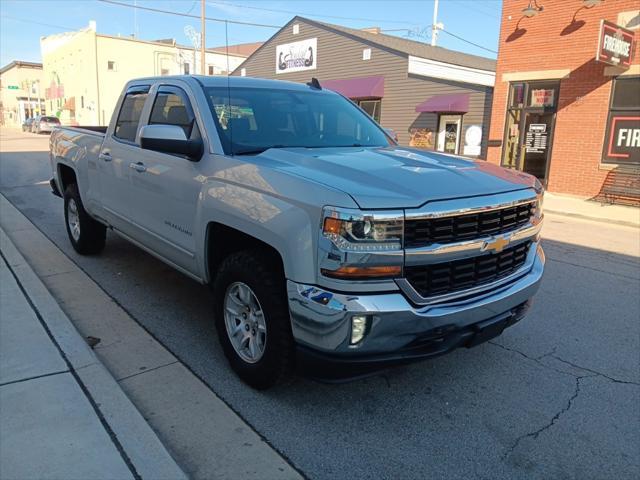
xmin=0 ymin=0 xmax=502 ymax=67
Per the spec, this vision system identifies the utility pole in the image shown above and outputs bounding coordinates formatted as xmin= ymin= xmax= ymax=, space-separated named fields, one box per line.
xmin=200 ymin=0 xmax=206 ymax=75
xmin=431 ymin=0 xmax=440 ymax=47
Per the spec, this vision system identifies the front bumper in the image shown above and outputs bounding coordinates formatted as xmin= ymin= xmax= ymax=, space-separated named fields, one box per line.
xmin=288 ymin=242 xmax=545 ymax=379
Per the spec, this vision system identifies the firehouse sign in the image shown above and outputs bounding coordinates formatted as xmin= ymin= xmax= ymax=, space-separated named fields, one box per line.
xmin=603 ymin=115 xmax=640 ymax=164
xmin=596 ymin=20 xmax=635 ymax=68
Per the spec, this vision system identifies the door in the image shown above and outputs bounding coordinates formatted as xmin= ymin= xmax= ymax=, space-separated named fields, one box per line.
xmin=521 ymin=112 xmax=554 ymax=180
xmin=125 ymin=85 xmax=202 ymax=273
xmin=98 ymin=85 xmax=150 ymax=230
xmin=437 ymin=115 xmax=461 ymax=154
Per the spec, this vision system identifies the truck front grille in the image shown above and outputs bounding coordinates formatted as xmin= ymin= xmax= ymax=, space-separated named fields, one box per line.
xmin=404 ymin=202 xmax=535 ymax=248
xmin=405 ymin=241 xmax=531 ymax=298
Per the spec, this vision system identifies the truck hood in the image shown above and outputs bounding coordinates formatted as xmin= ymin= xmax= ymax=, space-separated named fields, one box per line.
xmin=257 ymin=146 xmax=537 ymax=209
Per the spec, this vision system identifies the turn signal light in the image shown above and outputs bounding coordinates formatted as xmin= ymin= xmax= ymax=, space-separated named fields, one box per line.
xmin=321 ymin=265 xmax=401 ymax=279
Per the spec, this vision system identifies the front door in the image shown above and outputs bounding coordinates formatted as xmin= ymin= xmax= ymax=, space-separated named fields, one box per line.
xmin=437 ymin=115 xmax=461 ymax=154
xmin=521 ymin=112 xmax=554 ymax=180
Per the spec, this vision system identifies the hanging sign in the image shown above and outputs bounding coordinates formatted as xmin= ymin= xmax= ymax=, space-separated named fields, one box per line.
xmin=596 ymin=20 xmax=635 ymax=69
xmin=276 ymin=38 xmax=317 ymax=74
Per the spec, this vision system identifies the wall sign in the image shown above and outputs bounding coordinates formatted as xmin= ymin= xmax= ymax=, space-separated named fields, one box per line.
xmin=463 ymin=124 xmax=482 ymax=156
xmin=596 ymin=20 xmax=635 ymax=69
xmin=525 ymin=123 xmax=548 ymax=153
xmin=276 ymin=38 xmax=317 ymax=74
xmin=603 ymin=115 xmax=640 ymax=164
xmin=409 ymin=128 xmax=434 ymax=149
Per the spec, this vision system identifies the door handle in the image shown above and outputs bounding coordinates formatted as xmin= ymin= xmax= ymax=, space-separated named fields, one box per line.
xmin=129 ymin=162 xmax=147 ymax=173
xmin=99 ymin=151 xmax=112 ymax=162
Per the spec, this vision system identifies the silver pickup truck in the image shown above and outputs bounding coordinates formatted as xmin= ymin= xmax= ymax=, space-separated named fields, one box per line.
xmin=50 ymin=76 xmax=544 ymax=389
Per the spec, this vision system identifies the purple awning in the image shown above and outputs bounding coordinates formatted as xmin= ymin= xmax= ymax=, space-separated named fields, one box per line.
xmin=321 ymin=75 xmax=385 ymax=99
xmin=415 ymin=93 xmax=470 ymax=113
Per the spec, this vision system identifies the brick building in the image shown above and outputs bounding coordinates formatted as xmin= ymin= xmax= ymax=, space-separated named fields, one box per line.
xmin=487 ymin=0 xmax=639 ymax=197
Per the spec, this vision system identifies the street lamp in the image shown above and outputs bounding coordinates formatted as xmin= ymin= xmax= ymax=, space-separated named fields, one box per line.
xmin=522 ymin=0 xmax=544 ymax=18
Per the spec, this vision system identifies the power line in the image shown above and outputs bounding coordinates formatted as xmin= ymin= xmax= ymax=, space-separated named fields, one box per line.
xmin=97 ymin=0 xmax=281 ymax=28
xmin=0 ymin=14 xmax=75 ymax=32
xmin=207 ymin=0 xmax=420 ymax=26
xmin=440 ymin=28 xmax=497 ymax=54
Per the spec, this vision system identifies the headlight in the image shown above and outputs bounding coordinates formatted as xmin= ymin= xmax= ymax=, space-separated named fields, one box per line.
xmin=322 ymin=207 xmax=403 ymax=251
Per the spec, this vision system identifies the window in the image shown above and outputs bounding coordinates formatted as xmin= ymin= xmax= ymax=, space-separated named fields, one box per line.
xmin=602 ymin=76 xmax=640 ymax=165
xmin=362 ymin=48 xmax=371 ymax=61
xmin=149 ymin=87 xmax=196 ymax=138
xmin=107 ymin=61 xmax=116 ymax=71
xmin=357 ymin=100 xmax=381 ymax=123
xmin=161 ymin=68 xmax=170 ymax=76
xmin=184 ymin=63 xmax=190 ymax=75
xmin=240 ymin=68 xmax=247 ymax=77
xmin=203 ymin=86 xmax=390 ymax=155
xmin=114 ymin=87 xmax=149 ymax=142
xmin=208 ymin=65 xmax=214 ymax=76
xmin=80 ymin=96 xmax=84 ymax=108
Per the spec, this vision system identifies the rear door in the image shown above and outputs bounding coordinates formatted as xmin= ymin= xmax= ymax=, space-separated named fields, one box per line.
xmin=98 ymin=85 xmax=150 ymax=231
xmin=124 ymin=84 xmax=203 ymax=273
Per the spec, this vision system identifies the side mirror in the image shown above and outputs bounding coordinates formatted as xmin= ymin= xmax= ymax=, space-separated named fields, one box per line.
xmin=139 ymin=124 xmax=203 ymax=160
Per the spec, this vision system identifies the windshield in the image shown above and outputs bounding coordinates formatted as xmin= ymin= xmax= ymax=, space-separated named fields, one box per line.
xmin=203 ymin=86 xmax=391 ymax=155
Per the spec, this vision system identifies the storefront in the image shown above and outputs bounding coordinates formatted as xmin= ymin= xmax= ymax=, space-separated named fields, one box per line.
xmin=233 ymin=16 xmax=496 ymax=158
xmin=487 ymin=0 xmax=639 ymax=198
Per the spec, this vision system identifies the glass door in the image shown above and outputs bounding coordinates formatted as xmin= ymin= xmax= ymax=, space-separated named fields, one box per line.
xmin=437 ymin=115 xmax=461 ymax=154
xmin=501 ymin=81 xmax=559 ymax=184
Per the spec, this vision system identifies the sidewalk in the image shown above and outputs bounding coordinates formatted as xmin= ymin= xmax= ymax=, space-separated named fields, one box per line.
xmin=0 ymin=229 xmax=186 ymax=480
xmin=544 ymin=192 xmax=640 ymax=228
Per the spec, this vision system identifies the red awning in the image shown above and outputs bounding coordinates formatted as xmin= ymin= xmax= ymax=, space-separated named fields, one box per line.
xmin=415 ymin=93 xmax=470 ymax=113
xmin=321 ymin=75 xmax=384 ymax=99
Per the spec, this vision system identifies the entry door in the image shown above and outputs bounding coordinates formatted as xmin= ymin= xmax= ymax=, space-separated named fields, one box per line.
xmin=437 ymin=115 xmax=461 ymax=154
xmin=521 ymin=112 xmax=555 ymax=181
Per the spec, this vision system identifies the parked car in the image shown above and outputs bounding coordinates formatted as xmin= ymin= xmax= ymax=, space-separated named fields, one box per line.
xmin=22 ymin=118 xmax=35 ymax=132
xmin=49 ymin=76 xmax=545 ymax=389
xmin=32 ymin=115 xmax=61 ymax=134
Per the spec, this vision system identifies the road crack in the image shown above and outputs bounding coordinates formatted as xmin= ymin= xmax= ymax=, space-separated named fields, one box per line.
xmin=551 ymin=356 xmax=640 ymax=386
xmin=502 ymin=374 xmax=595 ymax=459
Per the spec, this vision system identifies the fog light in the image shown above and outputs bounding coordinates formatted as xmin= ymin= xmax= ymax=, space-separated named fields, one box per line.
xmin=351 ymin=315 xmax=370 ymax=345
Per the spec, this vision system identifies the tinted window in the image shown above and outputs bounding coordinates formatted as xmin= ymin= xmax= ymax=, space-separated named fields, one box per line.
xmin=41 ymin=116 xmax=60 ymax=123
xmin=204 ymin=87 xmax=390 ymax=155
xmin=149 ymin=88 xmax=195 ymax=137
xmin=114 ymin=90 xmax=148 ymax=141
xmin=611 ymin=77 xmax=640 ymax=110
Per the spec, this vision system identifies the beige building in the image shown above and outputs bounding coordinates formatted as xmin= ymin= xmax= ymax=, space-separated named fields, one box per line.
xmin=0 ymin=61 xmax=46 ymax=127
xmin=40 ymin=22 xmax=254 ymax=125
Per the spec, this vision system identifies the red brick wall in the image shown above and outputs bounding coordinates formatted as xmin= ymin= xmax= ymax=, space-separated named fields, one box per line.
xmin=487 ymin=0 xmax=640 ymax=196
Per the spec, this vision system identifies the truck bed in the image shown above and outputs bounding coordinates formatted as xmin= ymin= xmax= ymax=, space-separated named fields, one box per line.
xmin=56 ymin=125 xmax=107 ymax=135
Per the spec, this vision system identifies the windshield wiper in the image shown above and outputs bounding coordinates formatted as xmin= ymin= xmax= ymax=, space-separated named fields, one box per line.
xmin=233 ymin=145 xmax=289 ymax=155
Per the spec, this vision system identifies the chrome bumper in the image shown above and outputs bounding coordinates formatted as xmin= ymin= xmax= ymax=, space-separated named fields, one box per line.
xmin=288 ymin=242 xmax=545 ymax=355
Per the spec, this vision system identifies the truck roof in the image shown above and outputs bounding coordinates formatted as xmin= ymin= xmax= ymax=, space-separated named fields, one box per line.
xmin=127 ymin=75 xmax=323 ymax=92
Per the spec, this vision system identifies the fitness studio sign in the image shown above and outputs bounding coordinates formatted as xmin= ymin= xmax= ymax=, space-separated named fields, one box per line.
xmin=276 ymin=38 xmax=317 ymax=74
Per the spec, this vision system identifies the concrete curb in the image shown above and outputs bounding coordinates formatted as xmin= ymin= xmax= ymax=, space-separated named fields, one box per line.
xmin=0 ymin=227 xmax=188 ymax=480
xmin=545 ymin=209 xmax=640 ymax=229
xmin=0 ymin=193 xmax=304 ymax=479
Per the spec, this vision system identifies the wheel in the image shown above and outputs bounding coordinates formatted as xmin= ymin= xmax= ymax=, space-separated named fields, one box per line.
xmin=63 ymin=183 xmax=106 ymax=255
xmin=214 ymin=250 xmax=294 ymax=389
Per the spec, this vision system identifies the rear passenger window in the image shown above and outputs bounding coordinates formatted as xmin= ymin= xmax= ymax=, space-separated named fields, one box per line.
xmin=149 ymin=88 xmax=196 ymax=137
xmin=114 ymin=89 xmax=148 ymax=142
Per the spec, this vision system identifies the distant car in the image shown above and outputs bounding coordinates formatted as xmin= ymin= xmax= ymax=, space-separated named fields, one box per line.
xmin=33 ymin=115 xmax=61 ymax=134
xmin=22 ymin=118 xmax=35 ymax=132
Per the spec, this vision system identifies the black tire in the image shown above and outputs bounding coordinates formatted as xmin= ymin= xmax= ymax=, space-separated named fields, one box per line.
xmin=213 ymin=250 xmax=294 ymax=390
xmin=63 ymin=183 xmax=106 ymax=255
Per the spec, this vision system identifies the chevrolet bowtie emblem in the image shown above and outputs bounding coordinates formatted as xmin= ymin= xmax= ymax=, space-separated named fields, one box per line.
xmin=483 ymin=235 xmax=511 ymax=253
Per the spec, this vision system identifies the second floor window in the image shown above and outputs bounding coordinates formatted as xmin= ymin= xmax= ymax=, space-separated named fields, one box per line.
xmin=184 ymin=63 xmax=190 ymax=75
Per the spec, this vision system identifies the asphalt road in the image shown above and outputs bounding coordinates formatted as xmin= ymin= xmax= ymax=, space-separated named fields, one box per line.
xmin=1 ymin=128 xmax=639 ymax=480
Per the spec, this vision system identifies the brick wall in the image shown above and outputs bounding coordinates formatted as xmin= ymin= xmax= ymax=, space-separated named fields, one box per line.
xmin=487 ymin=0 xmax=639 ymax=196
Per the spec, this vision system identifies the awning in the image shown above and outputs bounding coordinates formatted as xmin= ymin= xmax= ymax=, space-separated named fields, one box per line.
xmin=415 ymin=93 xmax=469 ymax=113
xmin=321 ymin=75 xmax=384 ymax=99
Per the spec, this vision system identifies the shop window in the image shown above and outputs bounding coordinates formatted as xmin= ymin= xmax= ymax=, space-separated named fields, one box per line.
xmin=358 ymin=99 xmax=381 ymax=123
xmin=363 ymin=48 xmax=371 ymax=61
xmin=602 ymin=76 xmax=640 ymax=165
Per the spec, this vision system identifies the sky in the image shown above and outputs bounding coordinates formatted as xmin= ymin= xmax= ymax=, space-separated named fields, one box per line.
xmin=0 ymin=0 xmax=502 ymax=67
